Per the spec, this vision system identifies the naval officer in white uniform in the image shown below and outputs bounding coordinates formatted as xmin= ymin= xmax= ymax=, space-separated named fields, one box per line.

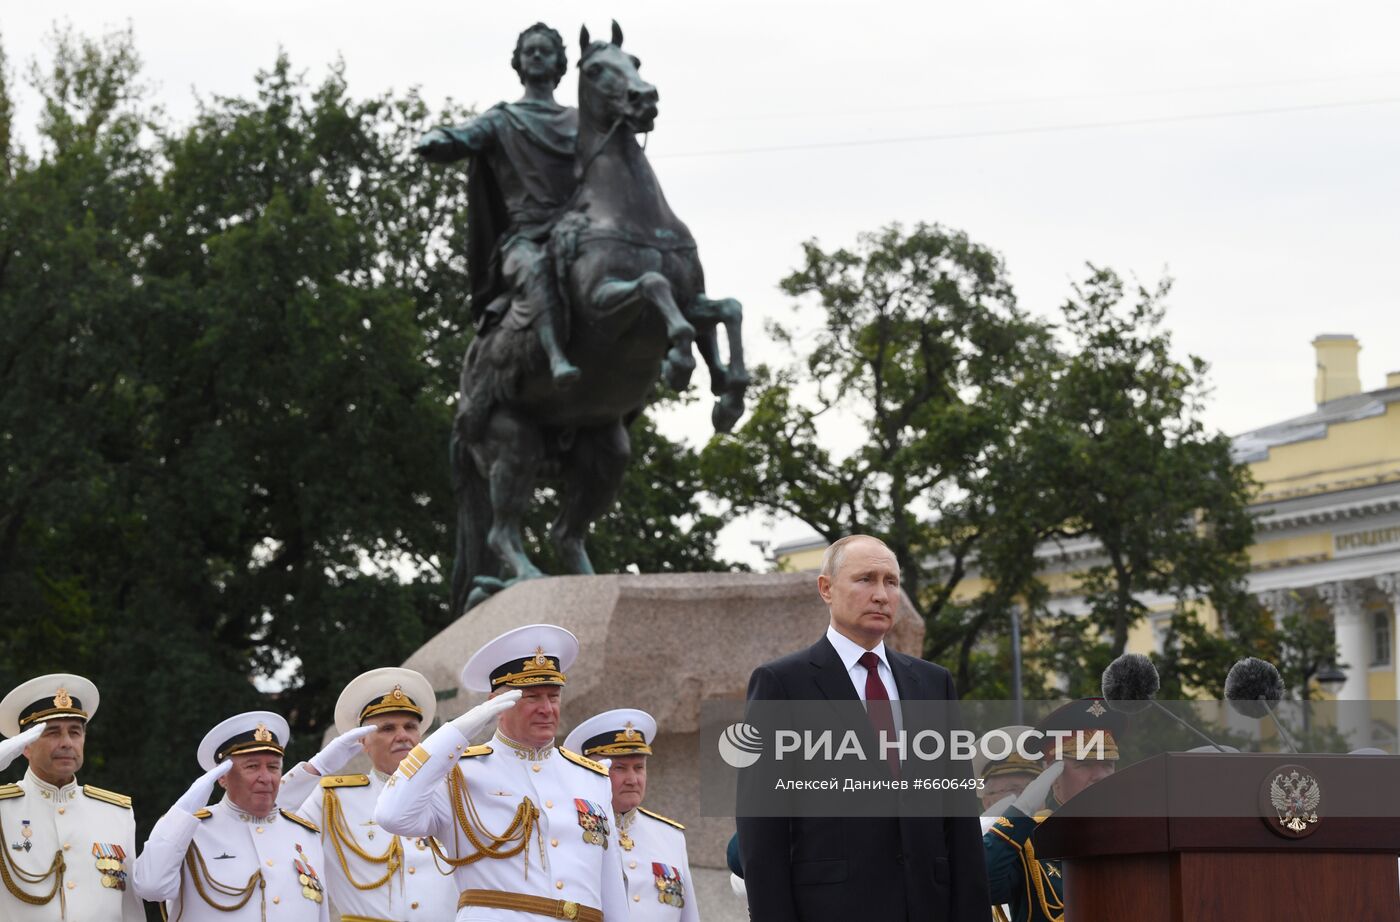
xmin=0 ymin=673 xmax=144 ymax=921
xmin=564 ymin=709 xmax=699 ymax=922
xmin=374 ymin=623 xmax=628 ymax=922
xmin=133 ymin=711 xmax=331 ymax=922
xmin=278 ymin=667 xmax=457 ymax=922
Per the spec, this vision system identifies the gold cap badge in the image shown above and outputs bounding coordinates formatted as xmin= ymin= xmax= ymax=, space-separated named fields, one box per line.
xmin=253 ymin=722 xmax=273 ymax=743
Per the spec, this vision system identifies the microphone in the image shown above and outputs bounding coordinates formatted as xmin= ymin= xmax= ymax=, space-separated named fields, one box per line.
xmin=1225 ymin=658 xmax=1299 ymax=753
xmin=1101 ymin=654 xmax=1227 ymax=752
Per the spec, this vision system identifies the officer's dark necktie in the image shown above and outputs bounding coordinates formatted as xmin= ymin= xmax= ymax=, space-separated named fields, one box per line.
xmin=858 ymin=651 xmax=899 ymax=777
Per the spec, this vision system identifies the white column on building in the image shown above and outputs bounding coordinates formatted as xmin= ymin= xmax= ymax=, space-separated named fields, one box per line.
xmin=1376 ymin=574 xmax=1400 ymax=754
xmin=1316 ymin=580 xmax=1370 ymax=748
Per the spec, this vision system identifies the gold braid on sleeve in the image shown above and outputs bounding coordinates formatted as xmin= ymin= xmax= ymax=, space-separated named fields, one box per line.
xmin=426 ymin=766 xmax=541 ymax=876
xmin=175 ymin=842 xmax=265 ymax=922
xmin=0 ymin=813 xmax=65 ymax=913
xmin=1022 ymin=838 xmax=1064 ymax=922
xmin=322 ymin=788 xmax=403 ymax=890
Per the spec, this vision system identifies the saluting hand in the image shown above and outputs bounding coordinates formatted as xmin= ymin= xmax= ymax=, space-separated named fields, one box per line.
xmin=309 ymin=725 xmax=376 ymax=776
xmin=451 ymin=689 xmax=522 ymax=740
xmin=1012 ymin=761 xmax=1063 ymax=816
xmin=0 ymin=722 xmax=46 ymax=772
xmin=175 ymin=761 xmax=234 ymax=816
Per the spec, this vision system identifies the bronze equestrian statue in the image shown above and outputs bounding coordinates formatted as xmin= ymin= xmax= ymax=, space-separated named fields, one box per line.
xmin=419 ymin=22 xmax=749 ymax=614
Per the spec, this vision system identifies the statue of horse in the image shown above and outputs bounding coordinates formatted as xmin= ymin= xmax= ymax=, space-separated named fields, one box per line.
xmin=449 ymin=21 xmax=749 ymax=614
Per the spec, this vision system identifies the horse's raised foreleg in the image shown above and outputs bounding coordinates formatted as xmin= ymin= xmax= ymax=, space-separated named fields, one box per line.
xmin=479 ymin=407 xmax=546 ymax=583
xmin=551 ymin=420 xmax=631 ymax=575
xmin=592 ymin=271 xmax=696 ymax=390
xmin=691 ymin=294 xmax=750 ymax=432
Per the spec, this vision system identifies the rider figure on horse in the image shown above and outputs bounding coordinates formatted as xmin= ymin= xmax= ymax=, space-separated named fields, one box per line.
xmin=416 ymin=22 xmax=582 ymax=388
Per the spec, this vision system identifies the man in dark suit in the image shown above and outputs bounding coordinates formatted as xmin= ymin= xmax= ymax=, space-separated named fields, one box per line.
xmin=737 ymin=534 xmax=992 ymax=922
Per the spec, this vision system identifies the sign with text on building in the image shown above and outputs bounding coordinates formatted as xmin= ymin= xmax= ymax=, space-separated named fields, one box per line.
xmin=1333 ymin=522 xmax=1400 ymax=558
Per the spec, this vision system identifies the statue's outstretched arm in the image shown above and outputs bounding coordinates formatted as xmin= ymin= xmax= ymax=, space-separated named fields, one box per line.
xmin=416 ymin=115 xmax=495 ymax=163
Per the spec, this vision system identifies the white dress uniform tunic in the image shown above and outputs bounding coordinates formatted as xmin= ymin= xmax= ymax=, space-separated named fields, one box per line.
xmin=135 ymin=796 xmax=331 ymax=922
xmin=375 ymin=727 xmax=628 ymax=922
xmin=0 ymin=769 xmax=144 ymax=921
xmin=561 ymin=708 xmax=700 ymax=922
xmin=277 ymin=666 xmax=458 ymax=922
xmin=0 ymin=672 xmax=143 ymax=922
xmin=616 ymin=808 xmax=699 ymax=922
xmin=133 ymin=711 xmax=330 ymax=922
xmin=374 ymin=623 xmax=627 ymax=922
xmin=278 ymin=766 xmax=457 ymax=922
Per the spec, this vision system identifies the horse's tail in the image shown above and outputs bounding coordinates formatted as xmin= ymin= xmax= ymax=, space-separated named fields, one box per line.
xmin=449 ymin=347 xmax=495 ymax=617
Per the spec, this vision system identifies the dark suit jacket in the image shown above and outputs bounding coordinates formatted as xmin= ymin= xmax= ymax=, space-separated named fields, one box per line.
xmin=736 ymin=636 xmax=992 ymax=922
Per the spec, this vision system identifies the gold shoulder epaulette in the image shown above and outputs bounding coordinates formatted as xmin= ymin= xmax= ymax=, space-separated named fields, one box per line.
xmin=462 ymin=744 xmax=492 ymax=759
xmin=194 ymin=809 xmax=213 ymax=820
xmin=82 ymin=785 xmax=132 ymax=809
xmin=319 ymin=774 xmax=370 ymax=789
xmin=281 ymin=809 xmax=320 ymax=833
xmin=559 ymin=747 xmax=608 ymax=775
xmin=640 ymin=807 xmax=685 ymax=830
xmin=0 ymin=783 xmax=23 ymax=800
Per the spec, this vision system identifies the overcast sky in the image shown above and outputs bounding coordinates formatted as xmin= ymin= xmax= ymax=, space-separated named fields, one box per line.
xmin=6 ymin=2 xmax=1399 ymax=563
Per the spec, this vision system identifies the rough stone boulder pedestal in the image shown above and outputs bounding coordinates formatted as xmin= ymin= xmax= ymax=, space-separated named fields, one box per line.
xmin=400 ymin=571 xmax=925 ymax=887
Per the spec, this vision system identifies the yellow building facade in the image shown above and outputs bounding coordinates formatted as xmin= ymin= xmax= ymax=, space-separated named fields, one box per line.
xmin=774 ymin=334 xmax=1400 ymax=716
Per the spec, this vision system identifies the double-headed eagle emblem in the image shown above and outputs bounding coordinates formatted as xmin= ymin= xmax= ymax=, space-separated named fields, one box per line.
xmin=1269 ymin=769 xmax=1321 ymax=833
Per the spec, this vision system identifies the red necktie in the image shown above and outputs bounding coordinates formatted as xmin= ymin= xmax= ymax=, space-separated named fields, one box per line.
xmin=859 ymin=651 xmax=899 ymax=777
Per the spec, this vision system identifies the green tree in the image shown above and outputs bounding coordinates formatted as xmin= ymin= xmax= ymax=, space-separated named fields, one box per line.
xmin=1022 ymin=267 xmax=1261 ymax=694
xmin=700 ymin=223 xmax=1057 ymax=692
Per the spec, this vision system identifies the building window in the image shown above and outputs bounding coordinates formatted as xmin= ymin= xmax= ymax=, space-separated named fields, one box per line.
xmin=1372 ymin=611 xmax=1392 ymax=667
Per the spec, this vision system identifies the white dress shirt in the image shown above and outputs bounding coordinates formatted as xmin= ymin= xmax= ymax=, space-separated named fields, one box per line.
xmin=825 ymin=624 xmax=906 ymax=743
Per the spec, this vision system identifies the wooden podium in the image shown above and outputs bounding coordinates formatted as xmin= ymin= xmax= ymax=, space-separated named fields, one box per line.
xmin=1033 ymin=752 xmax=1400 ymax=921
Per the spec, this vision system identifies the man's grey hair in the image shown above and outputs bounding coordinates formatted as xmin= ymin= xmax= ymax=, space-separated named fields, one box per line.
xmin=819 ymin=534 xmax=896 ymax=578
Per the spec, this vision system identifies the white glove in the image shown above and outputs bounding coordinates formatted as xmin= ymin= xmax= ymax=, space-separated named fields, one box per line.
xmin=729 ymin=872 xmax=747 ymax=899
xmin=308 ymin=726 xmax=376 ymax=776
xmin=1012 ymin=761 xmax=1063 ymax=815
xmin=0 ymin=723 xmax=46 ymax=772
xmin=981 ymin=793 xmax=1016 ymax=819
xmin=451 ymin=690 xmax=522 ymax=740
xmin=175 ymin=762 xmax=233 ymax=815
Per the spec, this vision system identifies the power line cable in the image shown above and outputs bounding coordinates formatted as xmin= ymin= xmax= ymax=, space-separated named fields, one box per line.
xmin=655 ymin=96 xmax=1400 ymax=160
xmin=684 ymin=72 xmax=1400 ymax=124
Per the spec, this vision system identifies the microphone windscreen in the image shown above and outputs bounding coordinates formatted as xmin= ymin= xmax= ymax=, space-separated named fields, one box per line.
xmin=1101 ymin=653 xmax=1160 ymax=714
xmin=1224 ymin=657 xmax=1285 ymax=718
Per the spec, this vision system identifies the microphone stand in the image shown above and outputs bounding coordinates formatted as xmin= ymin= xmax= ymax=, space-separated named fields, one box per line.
xmin=1149 ymin=700 xmax=1228 ymax=752
xmin=1258 ymin=698 xmax=1301 ymax=753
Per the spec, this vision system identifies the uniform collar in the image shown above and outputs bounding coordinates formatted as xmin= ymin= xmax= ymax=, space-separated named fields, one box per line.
xmin=371 ymin=768 xmax=392 ymax=784
xmin=24 ymin=768 xmax=79 ymax=800
xmin=617 ymin=807 xmax=638 ymax=829
xmin=494 ymin=730 xmax=555 ymax=762
xmin=221 ymin=794 xmax=279 ymax=824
